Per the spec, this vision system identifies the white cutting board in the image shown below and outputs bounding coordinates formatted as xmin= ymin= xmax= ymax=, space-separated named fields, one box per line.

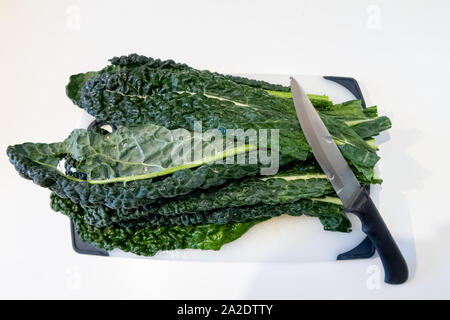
xmin=78 ymin=74 xmax=413 ymax=263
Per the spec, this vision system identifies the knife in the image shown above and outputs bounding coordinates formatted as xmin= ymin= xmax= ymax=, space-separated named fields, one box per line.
xmin=290 ymin=77 xmax=408 ymax=284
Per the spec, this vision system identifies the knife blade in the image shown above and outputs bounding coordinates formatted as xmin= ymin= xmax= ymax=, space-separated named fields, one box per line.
xmin=290 ymin=78 xmax=360 ymax=207
xmin=290 ymin=77 xmax=408 ymax=284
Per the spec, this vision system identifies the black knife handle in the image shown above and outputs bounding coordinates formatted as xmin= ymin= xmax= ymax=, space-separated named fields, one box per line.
xmin=346 ymin=187 xmax=408 ymax=284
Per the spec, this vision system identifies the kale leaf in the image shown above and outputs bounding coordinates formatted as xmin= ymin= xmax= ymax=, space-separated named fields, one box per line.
xmin=50 ymin=192 xmax=350 ymax=256
xmin=51 ymin=192 xmax=268 ymax=256
xmin=66 ymin=54 xmax=381 ymax=180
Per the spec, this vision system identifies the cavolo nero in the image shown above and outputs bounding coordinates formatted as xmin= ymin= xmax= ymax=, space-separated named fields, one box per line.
xmin=7 ymin=54 xmax=392 ymax=256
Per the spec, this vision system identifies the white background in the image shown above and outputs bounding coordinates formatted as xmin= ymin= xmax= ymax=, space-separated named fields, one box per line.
xmin=1 ymin=0 xmax=449 ymax=299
